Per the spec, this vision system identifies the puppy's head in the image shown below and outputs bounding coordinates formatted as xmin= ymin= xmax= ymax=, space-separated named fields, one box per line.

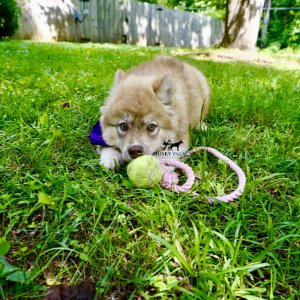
xmin=100 ymin=69 xmax=176 ymax=162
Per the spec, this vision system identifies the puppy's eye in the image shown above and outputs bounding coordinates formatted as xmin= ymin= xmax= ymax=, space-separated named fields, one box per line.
xmin=119 ymin=123 xmax=128 ymax=132
xmin=147 ymin=124 xmax=157 ymax=132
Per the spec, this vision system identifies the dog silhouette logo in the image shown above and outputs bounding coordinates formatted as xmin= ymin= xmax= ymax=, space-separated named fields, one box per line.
xmin=169 ymin=140 xmax=183 ymax=151
xmin=162 ymin=139 xmax=183 ymax=151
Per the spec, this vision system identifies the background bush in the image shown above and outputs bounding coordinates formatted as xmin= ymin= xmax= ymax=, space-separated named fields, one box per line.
xmin=267 ymin=0 xmax=300 ymax=49
xmin=0 ymin=0 xmax=19 ymax=39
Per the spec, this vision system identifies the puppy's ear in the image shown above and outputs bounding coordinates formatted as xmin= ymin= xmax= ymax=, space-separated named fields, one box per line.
xmin=153 ymin=73 xmax=174 ymax=105
xmin=109 ymin=69 xmax=125 ymax=97
xmin=100 ymin=105 xmax=107 ymax=114
xmin=113 ymin=69 xmax=125 ymax=86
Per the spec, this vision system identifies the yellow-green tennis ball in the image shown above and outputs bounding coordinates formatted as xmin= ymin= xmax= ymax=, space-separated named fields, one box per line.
xmin=127 ymin=155 xmax=163 ymax=188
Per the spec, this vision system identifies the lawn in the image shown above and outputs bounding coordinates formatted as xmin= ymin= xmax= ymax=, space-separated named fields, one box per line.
xmin=0 ymin=40 xmax=299 ymax=299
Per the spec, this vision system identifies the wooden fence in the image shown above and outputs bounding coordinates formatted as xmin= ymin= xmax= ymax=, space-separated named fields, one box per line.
xmin=16 ymin=0 xmax=224 ymax=48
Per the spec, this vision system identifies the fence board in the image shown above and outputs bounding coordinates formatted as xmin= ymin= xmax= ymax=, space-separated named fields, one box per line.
xmin=16 ymin=0 xmax=224 ymax=48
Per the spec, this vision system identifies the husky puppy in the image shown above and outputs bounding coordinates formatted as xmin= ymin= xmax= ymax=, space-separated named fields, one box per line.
xmin=98 ymin=56 xmax=210 ymax=169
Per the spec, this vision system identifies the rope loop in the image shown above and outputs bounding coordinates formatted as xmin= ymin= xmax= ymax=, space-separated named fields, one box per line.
xmin=160 ymin=159 xmax=195 ymax=192
xmin=158 ymin=147 xmax=246 ymax=203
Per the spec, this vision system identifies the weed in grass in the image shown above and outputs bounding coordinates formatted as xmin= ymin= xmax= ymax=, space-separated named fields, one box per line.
xmin=0 ymin=40 xmax=299 ymax=299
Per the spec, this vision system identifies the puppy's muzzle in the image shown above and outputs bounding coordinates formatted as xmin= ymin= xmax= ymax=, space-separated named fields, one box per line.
xmin=128 ymin=145 xmax=143 ymax=159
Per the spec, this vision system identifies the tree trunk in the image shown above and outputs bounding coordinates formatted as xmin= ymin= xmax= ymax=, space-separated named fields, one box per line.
xmin=220 ymin=0 xmax=265 ymax=50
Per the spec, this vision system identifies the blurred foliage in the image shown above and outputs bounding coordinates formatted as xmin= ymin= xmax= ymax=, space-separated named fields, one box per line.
xmin=0 ymin=0 xmax=19 ymax=38
xmin=266 ymin=0 xmax=300 ymax=49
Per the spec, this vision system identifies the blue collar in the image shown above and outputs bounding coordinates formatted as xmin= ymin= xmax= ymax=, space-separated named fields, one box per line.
xmin=90 ymin=121 xmax=109 ymax=146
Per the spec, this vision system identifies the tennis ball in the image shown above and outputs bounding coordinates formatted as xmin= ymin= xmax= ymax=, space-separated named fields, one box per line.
xmin=127 ymin=155 xmax=163 ymax=188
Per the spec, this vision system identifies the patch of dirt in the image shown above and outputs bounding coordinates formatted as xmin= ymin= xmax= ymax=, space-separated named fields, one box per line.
xmin=174 ymin=49 xmax=300 ymax=70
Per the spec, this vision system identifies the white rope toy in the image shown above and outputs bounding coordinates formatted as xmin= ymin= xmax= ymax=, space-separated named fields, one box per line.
xmin=159 ymin=147 xmax=246 ymax=203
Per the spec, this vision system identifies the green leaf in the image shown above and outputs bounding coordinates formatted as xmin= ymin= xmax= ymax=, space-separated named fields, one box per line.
xmin=6 ymin=271 xmax=32 ymax=284
xmin=0 ymin=265 xmax=19 ymax=277
xmin=38 ymin=191 xmax=53 ymax=205
xmin=38 ymin=113 xmax=49 ymax=128
xmin=0 ymin=238 xmax=10 ymax=256
xmin=153 ymin=281 xmax=168 ymax=291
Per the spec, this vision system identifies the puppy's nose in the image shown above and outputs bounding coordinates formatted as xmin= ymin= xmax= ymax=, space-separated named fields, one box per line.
xmin=128 ymin=145 xmax=143 ymax=159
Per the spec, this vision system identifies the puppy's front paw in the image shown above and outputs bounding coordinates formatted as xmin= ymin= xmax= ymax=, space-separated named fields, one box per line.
xmin=99 ymin=147 xmax=123 ymax=170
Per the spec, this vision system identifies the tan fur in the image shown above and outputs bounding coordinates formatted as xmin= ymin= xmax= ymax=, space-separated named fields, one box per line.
xmin=98 ymin=56 xmax=210 ymax=169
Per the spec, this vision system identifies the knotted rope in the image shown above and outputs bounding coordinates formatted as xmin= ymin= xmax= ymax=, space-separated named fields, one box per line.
xmin=159 ymin=147 xmax=246 ymax=203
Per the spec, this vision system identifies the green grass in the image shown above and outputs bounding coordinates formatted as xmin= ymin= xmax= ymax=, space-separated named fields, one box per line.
xmin=0 ymin=40 xmax=299 ymax=299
